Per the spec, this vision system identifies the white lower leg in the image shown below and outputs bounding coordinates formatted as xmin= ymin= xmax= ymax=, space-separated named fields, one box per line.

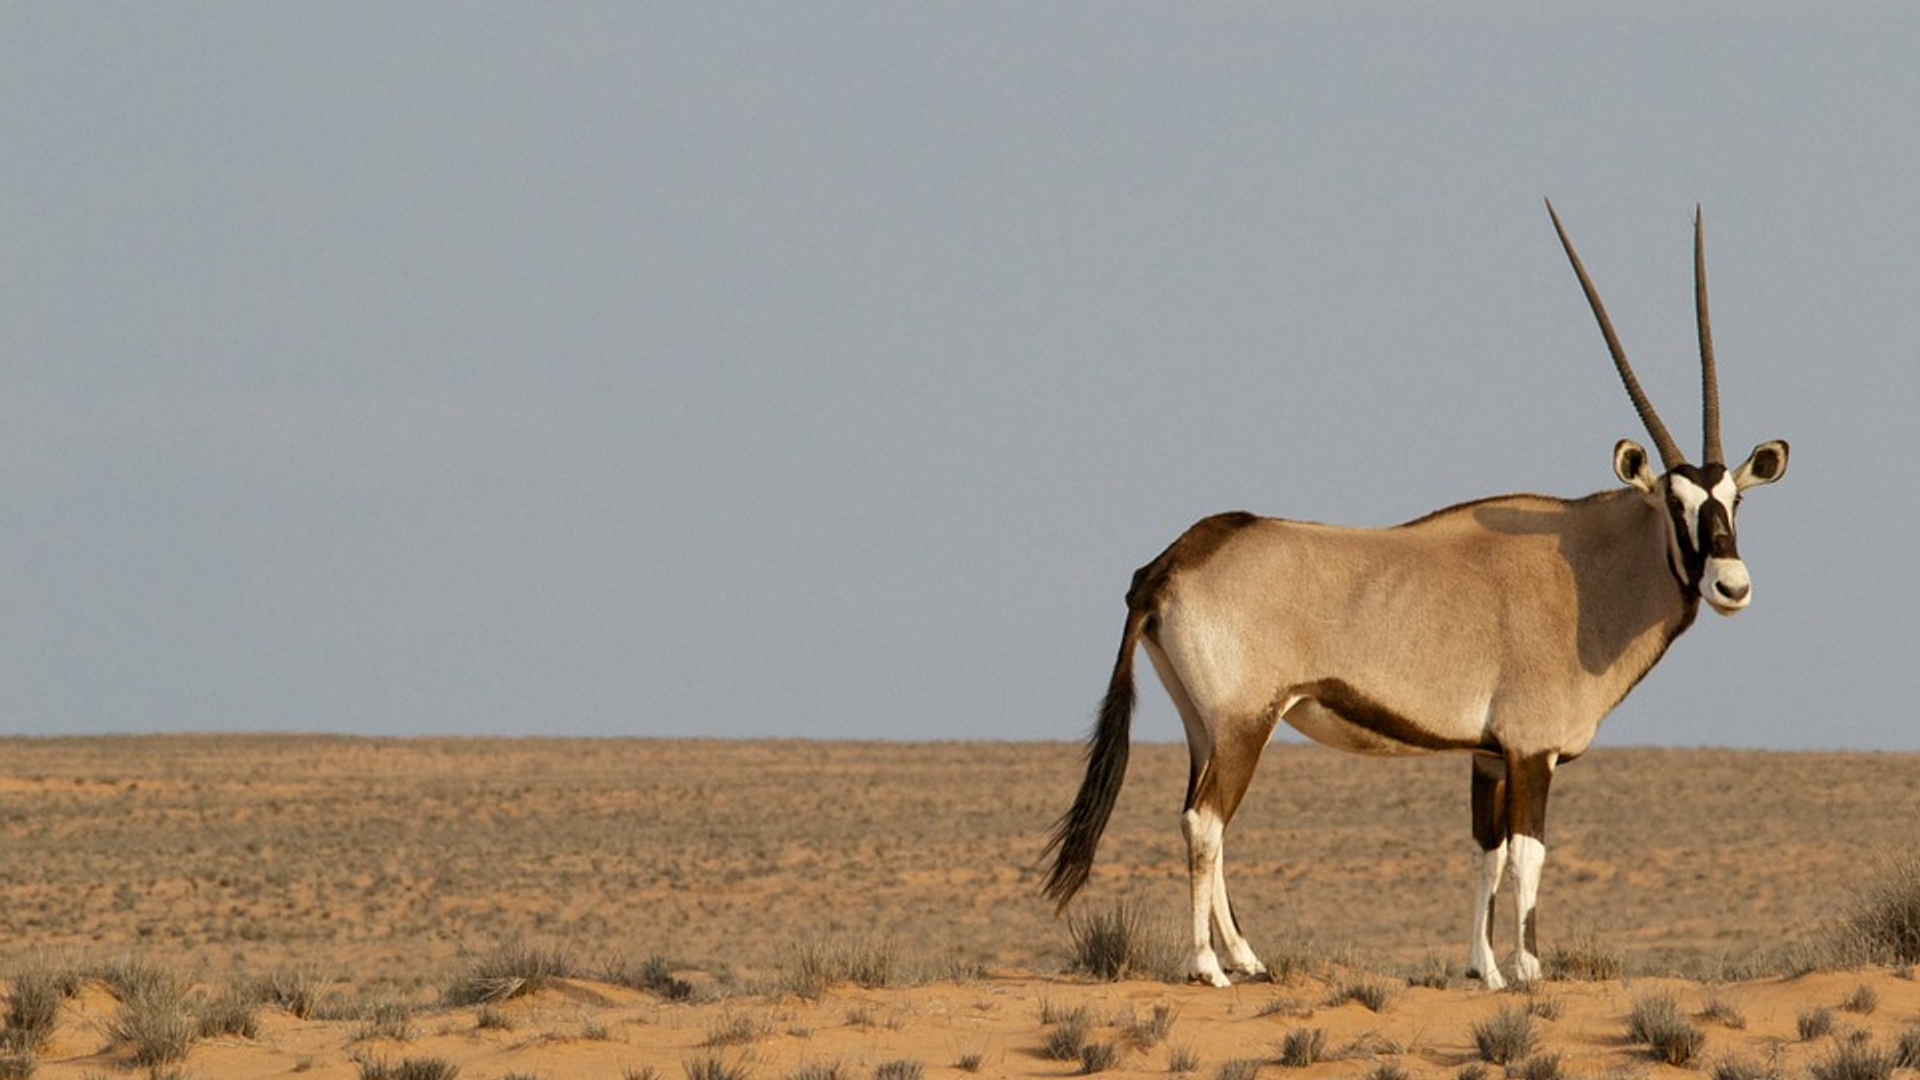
xmin=1182 ymin=808 xmax=1230 ymax=986
xmin=1509 ymin=834 xmax=1546 ymax=982
xmin=1467 ymin=840 xmax=1507 ymax=989
xmin=1209 ymin=844 xmax=1266 ymax=976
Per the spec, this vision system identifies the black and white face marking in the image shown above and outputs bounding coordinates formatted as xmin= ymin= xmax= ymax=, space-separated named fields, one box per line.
xmin=1615 ymin=437 xmax=1788 ymax=616
xmin=1664 ymin=464 xmax=1751 ymax=615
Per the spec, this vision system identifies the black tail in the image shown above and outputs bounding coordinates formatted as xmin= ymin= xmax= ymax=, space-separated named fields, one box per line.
xmin=1041 ymin=602 xmax=1147 ymax=913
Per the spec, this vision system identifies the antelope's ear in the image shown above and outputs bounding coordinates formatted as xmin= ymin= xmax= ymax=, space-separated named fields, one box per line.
xmin=1614 ymin=439 xmax=1659 ymax=494
xmin=1734 ymin=439 xmax=1789 ymax=489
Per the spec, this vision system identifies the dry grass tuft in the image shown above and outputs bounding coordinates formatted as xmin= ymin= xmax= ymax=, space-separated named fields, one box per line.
xmin=99 ymin=959 xmax=196 ymax=1068
xmin=446 ymin=941 xmax=577 ymax=1006
xmin=1276 ymin=1026 xmax=1326 ymax=1067
xmin=1064 ymin=898 xmax=1153 ymax=982
xmin=1834 ymin=854 xmax=1920 ymax=965
xmin=1471 ymin=1004 xmax=1537 ymax=1065
xmin=1625 ymin=991 xmax=1706 ymax=1066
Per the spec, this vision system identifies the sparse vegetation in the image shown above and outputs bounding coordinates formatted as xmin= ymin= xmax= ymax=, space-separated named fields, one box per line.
xmin=1214 ymin=1061 xmax=1260 ymax=1080
xmin=1894 ymin=1027 xmax=1920 ymax=1069
xmin=1077 ymin=1041 xmax=1122 ymax=1074
xmin=1710 ymin=1053 xmax=1780 ymax=1080
xmin=871 ymin=1060 xmax=922 ymax=1080
xmin=1836 ymin=854 xmax=1920 ymax=965
xmin=1698 ymin=994 xmax=1748 ymax=1030
xmin=1514 ymin=1052 xmax=1564 ymax=1080
xmin=1626 ymin=990 xmax=1707 ymax=1066
xmin=445 ymin=941 xmax=576 ymax=1006
xmin=1811 ymin=1039 xmax=1895 ymax=1080
xmin=1277 ymin=1026 xmax=1325 ymax=1067
xmin=1168 ymin=1043 xmax=1200 ymax=1073
xmin=1471 ymin=1004 xmax=1537 ymax=1065
xmin=197 ymin=978 xmax=263 ymax=1039
xmin=604 ymin=954 xmax=696 ymax=1002
xmin=1542 ymin=934 xmax=1624 ymax=981
xmin=1 ymin=966 xmax=63 ymax=1055
xmin=684 ymin=1055 xmax=754 ymax=1080
xmin=101 ymin=960 xmax=195 ymax=1068
xmin=703 ymin=1011 xmax=770 ymax=1048
xmin=1326 ymin=976 xmax=1395 ymax=1013
xmin=1842 ymin=982 xmax=1879 ymax=1014
xmin=258 ymin=966 xmax=333 ymax=1019
xmin=1119 ymin=1002 xmax=1176 ymax=1049
xmin=780 ymin=936 xmax=900 ymax=998
xmin=1041 ymin=1005 xmax=1092 ymax=1061
xmin=353 ymin=1000 xmax=417 ymax=1043
xmin=1799 ymin=1005 xmax=1836 ymax=1041
xmin=355 ymin=1056 xmax=461 ymax=1080
xmin=1367 ymin=1064 xmax=1411 ymax=1080
xmin=1065 ymin=898 xmax=1152 ymax=981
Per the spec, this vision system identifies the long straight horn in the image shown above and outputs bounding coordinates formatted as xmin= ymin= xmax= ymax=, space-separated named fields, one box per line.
xmin=1545 ymin=198 xmax=1684 ymax=471
xmin=1695 ymin=206 xmax=1724 ymax=466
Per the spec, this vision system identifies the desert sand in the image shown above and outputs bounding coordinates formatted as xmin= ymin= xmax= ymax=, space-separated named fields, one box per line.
xmin=2 ymin=735 xmax=1917 ymax=1078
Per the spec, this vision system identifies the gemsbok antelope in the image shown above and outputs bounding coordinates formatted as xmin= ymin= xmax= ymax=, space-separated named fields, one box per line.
xmin=1042 ymin=201 xmax=1789 ymax=989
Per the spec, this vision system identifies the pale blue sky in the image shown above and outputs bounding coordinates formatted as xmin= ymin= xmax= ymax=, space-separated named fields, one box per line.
xmin=3 ymin=6 xmax=1914 ymax=748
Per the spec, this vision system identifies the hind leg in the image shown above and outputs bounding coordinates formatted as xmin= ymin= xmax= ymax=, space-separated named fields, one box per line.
xmin=1182 ymin=715 xmax=1276 ymax=985
xmin=1149 ymin=643 xmax=1273 ymax=985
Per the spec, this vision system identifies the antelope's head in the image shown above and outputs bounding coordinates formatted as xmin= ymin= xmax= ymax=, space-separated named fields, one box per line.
xmin=1547 ymin=201 xmax=1790 ymax=615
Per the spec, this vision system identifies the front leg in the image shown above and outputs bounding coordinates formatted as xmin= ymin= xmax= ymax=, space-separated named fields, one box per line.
xmin=1466 ymin=753 xmax=1508 ymax=988
xmin=1506 ymin=751 xmax=1558 ymax=984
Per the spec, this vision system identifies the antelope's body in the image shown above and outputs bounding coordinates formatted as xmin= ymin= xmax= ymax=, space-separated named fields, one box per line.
xmin=1043 ymin=203 xmax=1789 ymax=988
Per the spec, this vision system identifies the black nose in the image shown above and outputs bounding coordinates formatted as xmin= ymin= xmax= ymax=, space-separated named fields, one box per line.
xmin=1716 ymin=579 xmax=1749 ymax=603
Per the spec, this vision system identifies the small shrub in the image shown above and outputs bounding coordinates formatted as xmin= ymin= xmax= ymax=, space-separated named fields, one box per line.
xmin=1277 ymin=1026 xmax=1325 ymax=1067
xmin=1698 ymin=995 xmax=1747 ymax=1030
xmin=1066 ymin=899 xmax=1150 ymax=981
xmin=1327 ymin=977 xmax=1395 ymax=1013
xmin=684 ymin=1055 xmax=754 ymax=1080
xmin=103 ymin=965 xmax=195 ymax=1068
xmin=1627 ymin=991 xmax=1706 ymax=1066
xmin=781 ymin=937 xmax=899 ymax=998
xmin=1471 ymin=1005 xmax=1537 ymax=1065
xmin=703 ymin=1012 xmax=769 ymax=1048
xmin=446 ymin=941 xmax=576 ymax=1006
xmin=604 ymin=955 xmax=695 ymax=1002
xmin=1811 ymin=1040 xmax=1894 ymax=1080
xmin=1077 ymin=1042 xmax=1121 ymax=1074
xmin=257 ymin=966 xmax=331 ymax=1019
xmin=1214 ymin=1061 xmax=1260 ymax=1080
xmin=1893 ymin=1027 xmax=1920 ymax=1069
xmin=785 ymin=1063 xmax=844 ymax=1080
xmin=1542 ymin=935 xmax=1623 ymax=981
xmin=1041 ymin=1007 xmax=1091 ymax=1061
xmin=3 ymin=965 xmax=66 ymax=1056
xmin=1836 ymin=854 xmax=1920 ymax=964
xmin=1408 ymin=953 xmax=1453 ymax=989
xmin=1368 ymin=1064 xmax=1412 ymax=1080
xmin=1842 ymin=982 xmax=1879 ymax=1014
xmin=0 ymin=1052 xmax=33 ymax=1080
xmin=954 ymin=1050 xmax=984 ymax=1073
xmin=1455 ymin=1065 xmax=1491 ymax=1080
xmin=1710 ymin=1054 xmax=1780 ymax=1080
xmin=353 ymin=1000 xmax=417 ymax=1043
xmin=1168 ymin=1043 xmax=1200 ymax=1073
xmin=1515 ymin=1052 xmax=1564 ymax=1080
xmin=1799 ymin=1005 xmax=1836 ymax=1041
xmin=197 ymin=980 xmax=262 ymax=1039
xmin=872 ymin=1061 xmax=922 ymax=1080
xmin=474 ymin=1005 xmax=513 ymax=1031
xmin=1525 ymin=992 xmax=1561 ymax=1020
xmin=1121 ymin=1002 xmax=1175 ymax=1048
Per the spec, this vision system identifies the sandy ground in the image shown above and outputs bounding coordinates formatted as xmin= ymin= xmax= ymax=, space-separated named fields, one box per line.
xmin=2 ymin=735 xmax=1917 ymax=1078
